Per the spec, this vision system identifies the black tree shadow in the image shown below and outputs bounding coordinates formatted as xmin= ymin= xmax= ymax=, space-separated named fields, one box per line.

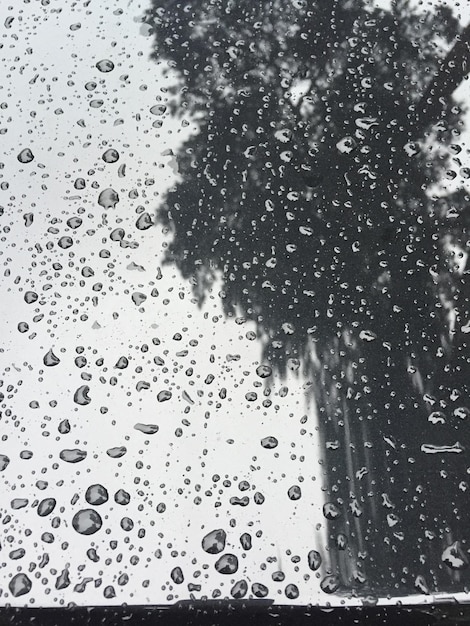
xmin=145 ymin=0 xmax=470 ymax=597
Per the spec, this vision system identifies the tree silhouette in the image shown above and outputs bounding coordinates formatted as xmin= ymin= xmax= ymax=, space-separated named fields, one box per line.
xmin=145 ymin=0 xmax=470 ymax=596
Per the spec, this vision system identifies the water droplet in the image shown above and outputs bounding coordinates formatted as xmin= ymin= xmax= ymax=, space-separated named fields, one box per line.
xmin=56 ymin=569 xmax=71 ymax=590
xmin=214 ymin=553 xmax=238 ymax=574
xmin=260 ymin=436 xmax=278 ymax=449
xmin=58 ymin=236 xmax=74 ymax=249
xmin=98 ymin=188 xmax=119 ymax=209
xmin=157 ymin=390 xmax=172 ymax=402
xmin=287 ymin=485 xmax=301 ymax=501
xmin=106 ymin=446 xmax=127 ymax=458
xmin=11 ymin=498 xmax=29 ymax=510
xmin=251 ymin=582 xmax=269 ymax=598
xmin=149 ymin=104 xmax=167 ymax=115
xmin=134 ymin=423 xmax=159 ymax=435
xmin=17 ymin=148 xmax=34 ymax=164
xmin=404 ymin=142 xmax=420 ymax=157
xmin=67 ymin=216 xmax=82 ymax=229
xmin=102 ymin=149 xmax=119 ymax=163
xmin=428 ymin=411 xmax=446 ymax=424
xmin=421 ymin=442 xmax=464 ymax=454
xmin=9 ymin=573 xmax=32 ymax=597
xmin=43 ymin=349 xmax=60 ymax=367
xmin=414 ymin=575 xmax=430 ymax=594
xmin=359 ymin=330 xmax=377 ymax=342
xmin=239 ymin=533 xmax=252 ymax=550
xmin=72 ymin=509 xmax=103 ymax=535
xmin=132 ymin=292 xmax=147 ymax=306
xmin=454 ymin=407 xmax=470 ymax=420
xmin=114 ymin=489 xmax=130 ymax=505
xmin=254 ymin=492 xmax=265 ymax=505
xmin=74 ymin=385 xmax=91 ymax=405
xmin=231 ymin=580 xmax=248 ymax=598
xmin=323 ymin=502 xmax=341 ymax=520
xmin=320 ymin=575 xmax=340 ymax=594
xmin=307 ymin=550 xmax=322 ymax=571
xmin=442 ymin=541 xmax=469 ymax=570
xmin=60 ymin=448 xmax=87 ymax=463
xmin=37 ymin=498 xmax=56 ymax=517
xmin=285 ymin=583 xmax=299 ymax=599
xmin=23 ymin=212 xmax=34 ymax=226
xmin=256 ymin=365 xmax=272 ymax=378
xmin=85 ymin=484 xmax=109 ymax=505
xmin=24 ymin=291 xmax=38 ymax=304
xmin=58 ymin=419 xmax=70 ymax=434
xmin=135 ymin=212 xmax=154 ymax=230
xmin=9 ymin=548 xmax=25 ymax=560
xmin=336 ymin=136 xmax=356 ymax=154
xmin=170 ymin=567 xmax=184 ymax=584
xmin=120 ymin=517 xmax=134 ymax=531
xmin=96 ymin=59 xmax=114 ymax=73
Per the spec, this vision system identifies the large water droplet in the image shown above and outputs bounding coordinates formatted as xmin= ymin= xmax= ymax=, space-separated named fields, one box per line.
xmin=260 ymin=436 xmax=278 ymax=449
xmin=85 ymin=484 xmax=109 ymax=505
xmin=72 ymin=509 xmax=103 ymax=535
xmin=60 ymin=448 xmax=87 ymax=463
xmin=114 ymin=356 xmax=128 ymax=369
xmin=170 ymin=567 xmax=184 ymax=584
xmin=135 ymin=212 xmax=154 ymax=230
xmin=56 ymin=568 xmax=71 ymax=590
xmin=214 ymin=553 xmax=238 ymax=574
xmin=98 ymin=188 xmax=119 ymax=209
xmin=43 ymin=349 xmax=60 ymax=367
xmin=251 ymin=582 xmax=269 ymax=598
xmin=256 ymin=365 xmax=272 ymax=378
xmin=114 ymin=489 xmax=130 ymax=505
xmin=157 ymin=390 xmax=172 ymax=402
xmin=74 ymin=385 xmax=91 ymax=405
xmin=102 ymin=149 xmax=119 ymax=163
xmin=323 ymin=502 xmax=341 ymax=520
xmin=231 ymin=579 xmax=247 ymax=599
xmin=9 ymin=573 xmax=32 ymax=597
xmin=106 ymin=446 xmax=127 ymax=458
xmin=442 ymin=541 xmax=469 ymax=570
xmin=239 ymin=533 xmax=252 ymax=550
xmin=134 ymin=423 xmax=159 ymax=435
xmin=307 ymin=550 xmax=322 ymax=571
xmin=285 ymin=583 xmax=299 ymax=599
xmin=37 ymin=498 xmax=56 ymax=517
xmin=287 ymin=485 xmax=301 ymax=501
xmin=96 ymin=59 xmax=114 ymax=73
xmin=320 ymin=575 xmax=340 ymax=594
xmin=202 ymin=529 xmax=226 ymax=554
xmin=17 ymin=148 xmax=34 ymax=164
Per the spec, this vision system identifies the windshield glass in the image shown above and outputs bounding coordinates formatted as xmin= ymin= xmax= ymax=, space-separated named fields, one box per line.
xmin=1 ymin=0 xmax=470 ymax=609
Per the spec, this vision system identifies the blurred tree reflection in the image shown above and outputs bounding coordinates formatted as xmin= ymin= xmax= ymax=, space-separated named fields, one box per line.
xmin=146 ymin=0 xmax=470 ymax=596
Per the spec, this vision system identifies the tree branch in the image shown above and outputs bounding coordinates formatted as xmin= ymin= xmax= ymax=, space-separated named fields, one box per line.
xmin=416 ymin=22 xmax=470 ymax=131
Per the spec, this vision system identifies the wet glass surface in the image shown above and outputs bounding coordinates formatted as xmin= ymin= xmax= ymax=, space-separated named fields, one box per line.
xmin=1 ymin=0 xmax=470 ymax=609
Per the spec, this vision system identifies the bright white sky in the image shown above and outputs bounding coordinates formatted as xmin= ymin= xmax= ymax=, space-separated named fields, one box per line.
xmin=0 ymin=0 xmax=469 ymax=609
